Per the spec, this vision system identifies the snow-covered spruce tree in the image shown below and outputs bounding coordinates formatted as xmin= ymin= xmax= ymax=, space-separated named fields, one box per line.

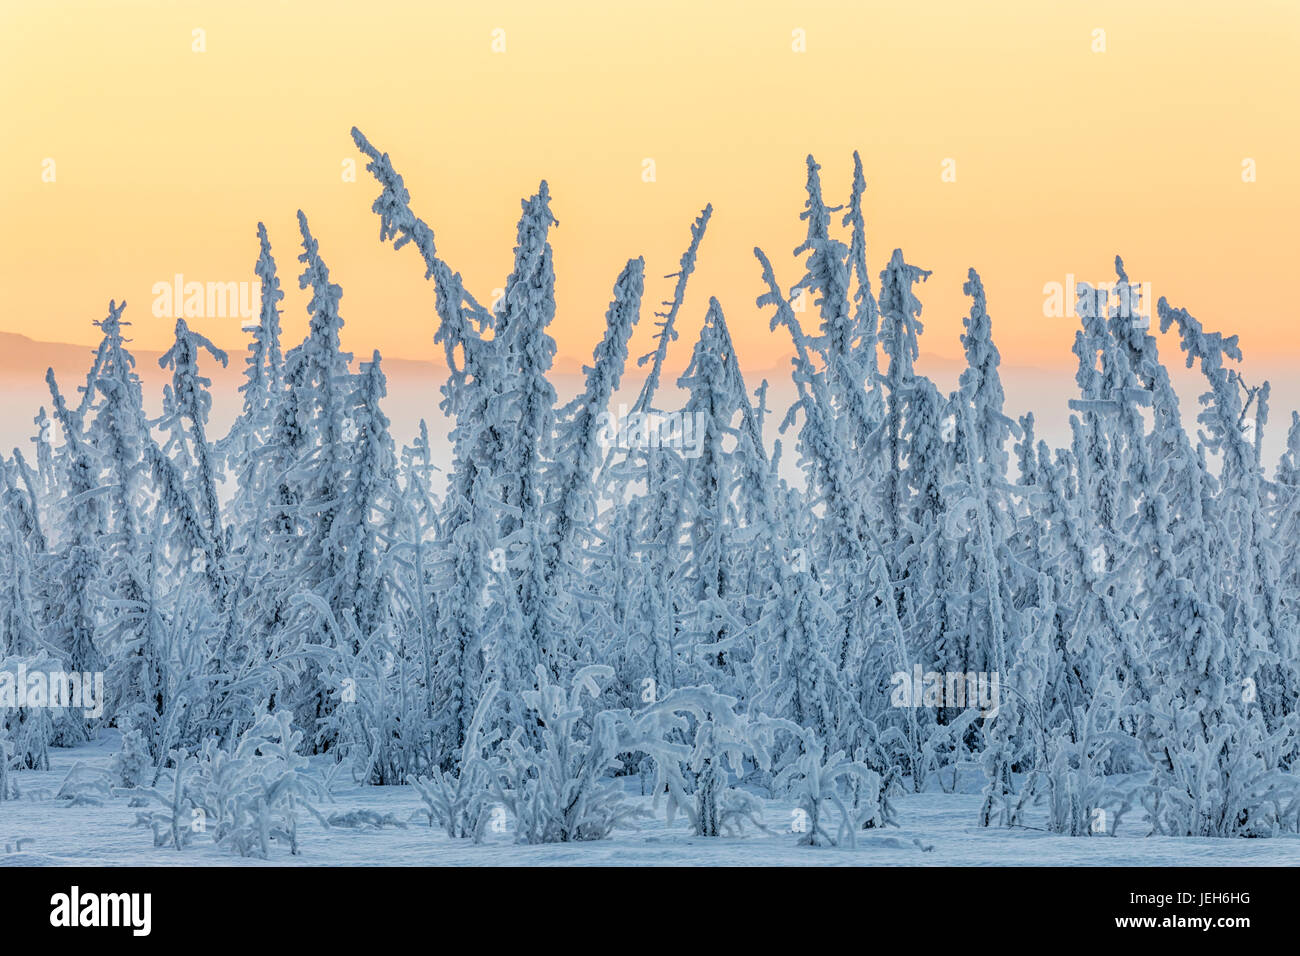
xmin=39 ymin=369 xmax=105 ymax=745
xmin=755 ymin=248 xmax=887 ymax=759
xmin=156 ymin=318 xmax=252 ymax=750
xmin=158 ymin=318 xmax=229 ymax=599
xmin=0 ymin=453 xmax=46 ymax=661
xmin=603 ymin=205 xmax=712 ymax=714
xmin=83 ymin=303 xmax=167 ymax=751
xmin=545 ymin=256 xmax=644 ymax=614
xmin=792 ymin=155 xmax=878 ymax=466
xmin=707 ymin=306 xmax=786 ymax=691
xmin=843 ymin=152 xmax=882 ymax=422
xmin=279 ymin=211 xmax=360 ymax=753
xmin=946 ymin=287 xmax=1013 ymax=686
xmin=351 ymin=128 xmax=497 ymax=769
xmin=896 ymin=379 xmax=968 ymax=727
xmin=955 ymin=269 xmax=1021 ymax=684
xmin=877 ymin=248 xmax=932 ymax=547
xmin=958 ymin=268 xmax=1018 ymax=483
xmin=219 ymin=222 xmax=285 ymax=541
xmin=427 ymin=261 xmax=500 ymax=768
xmin=317 ymin=353 xmax=418 ymax=784
xmin=776 ymin=159 xmax=894 ymax=701
xmin=342 ymin=353 xmax=399 ymax=644
xmin=493 ymin=181 xmax=565 ymax=691
xmin=676 ymin=298 xmax=744 ymax=688
xmin=0 ymin=455 xmax=54 ymax=771
xmin=750 ymin=553 xmax=847 ymax=756
xmin=195 ymin=226 xmax=290 ymax=745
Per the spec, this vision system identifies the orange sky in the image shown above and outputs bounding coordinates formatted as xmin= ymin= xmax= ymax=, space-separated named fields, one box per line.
xmin=2 ymin=0 xmax=1296 ymax=379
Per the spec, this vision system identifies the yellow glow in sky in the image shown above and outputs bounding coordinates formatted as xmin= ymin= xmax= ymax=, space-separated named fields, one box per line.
xmin=2 ymin=0 xmax=1296 ymax=376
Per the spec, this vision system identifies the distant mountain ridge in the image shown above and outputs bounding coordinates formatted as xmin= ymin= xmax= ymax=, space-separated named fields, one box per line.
xmin=1 ymin=329 xmax=1293 ymax=474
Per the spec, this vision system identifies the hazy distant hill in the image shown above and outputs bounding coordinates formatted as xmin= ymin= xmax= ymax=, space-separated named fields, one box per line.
xmin=1 ymin=330 xmax=1293 ymax=479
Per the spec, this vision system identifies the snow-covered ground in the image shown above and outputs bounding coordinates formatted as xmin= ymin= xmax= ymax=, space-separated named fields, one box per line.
xmin=1 ymin=732 xmax=1295 ymax=866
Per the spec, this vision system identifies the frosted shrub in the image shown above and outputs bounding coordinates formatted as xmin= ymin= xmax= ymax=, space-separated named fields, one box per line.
xmin=190 ymin=712 xmax=320 ymax=857
xmin=1140 ymin=713 xmax=1300 ymax=838
xmin=1037 ymin=727 xmax=1132 ymax=837
xmin=55 ymin=761 xmax=115 ymax=806
xmin=310 ymin=609 xmax=430 ymax=786
xmin=109 ymin=726 xmax=156 ymax=789
xmin=774 ymin=723 xmax=893 ymax=847
xmin=131 ymin=749 xmax=201 ymax=850
xmin=0 ymin=654 xmax=58 ymax=770
xmin=490 ymin=666 xmax=646 ymax=844
xmin=915 ymin=708 xmax=982 ymax=794
xmin=992 ymin=686 xmax=1135 ymax=836
xmin=627 ymin=685 xmax=776 ymax=837
xmin=134 ymin=713 xmax=319 ymax=857
xmin=410 ymin=685 xmax=501 ymax=842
